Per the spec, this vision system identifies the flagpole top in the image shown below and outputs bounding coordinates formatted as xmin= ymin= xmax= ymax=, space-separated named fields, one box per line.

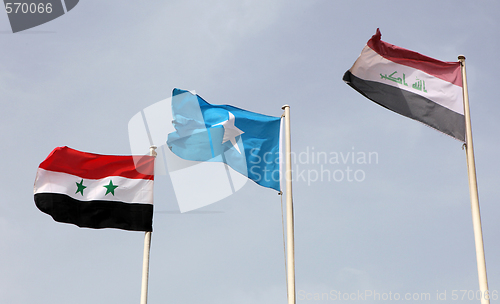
xmin=458 ymin=55 xmax=466 ymax=62
xmin=149 ymin=145 xmax=157 ymax=157
xmin=282 ymin=105 xmax=290 ymax=110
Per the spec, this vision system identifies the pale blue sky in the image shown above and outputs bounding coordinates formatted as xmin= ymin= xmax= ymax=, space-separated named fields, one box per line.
xmin=1 ymin=1 xmax=499 ymax=303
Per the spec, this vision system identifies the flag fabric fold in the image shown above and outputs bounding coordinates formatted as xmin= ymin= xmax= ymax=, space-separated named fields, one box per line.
xmin=343 ymin=28 xmax=465 ymax=142
xmin=34 ymin=146 xmax=155 ymax=231
xmin=167 ymin=88 xmax=281 ymax=191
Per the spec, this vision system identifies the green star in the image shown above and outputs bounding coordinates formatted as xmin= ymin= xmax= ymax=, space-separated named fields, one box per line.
xmin=103 ymin=180 xmax=118 ymax=196
xmin=75 ymin=179 xmax=87 ymax=196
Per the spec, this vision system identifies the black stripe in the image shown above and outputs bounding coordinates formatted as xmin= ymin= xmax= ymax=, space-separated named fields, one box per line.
xmin=35 ymin=193 xmax=153 ymax=232
xmin=343 ymin=71 xmax=465 ymax=142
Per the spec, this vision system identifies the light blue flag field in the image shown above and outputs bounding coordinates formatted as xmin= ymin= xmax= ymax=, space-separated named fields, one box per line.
xmin=167 ymin=88 xmax=281 ymax=191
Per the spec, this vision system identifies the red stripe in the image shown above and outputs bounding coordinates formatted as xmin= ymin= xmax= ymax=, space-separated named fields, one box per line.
xmin=38 ymin=146 xmax=155 ymax=180
xmin=366 ymin=29 xmax=462 ymax=87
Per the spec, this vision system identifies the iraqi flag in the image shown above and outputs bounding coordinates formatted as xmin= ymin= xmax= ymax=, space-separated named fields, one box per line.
xmin=343 ymin=29 xmax=465 ymax=142
xmin=34 ymin=146 xmax=155 ymax=232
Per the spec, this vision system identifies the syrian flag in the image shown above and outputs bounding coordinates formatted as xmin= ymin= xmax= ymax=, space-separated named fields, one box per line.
xmin=34 ymin=146 xmax=155 ymax=231
xmin=343 ymin=29 xmax=465 ymax=142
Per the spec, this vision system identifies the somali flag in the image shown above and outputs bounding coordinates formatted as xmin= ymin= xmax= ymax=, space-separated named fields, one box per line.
xmin=167 ymin=89 xmax=281 ymax=191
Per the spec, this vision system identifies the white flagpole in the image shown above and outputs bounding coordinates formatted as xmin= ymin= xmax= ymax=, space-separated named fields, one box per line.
xmin=458 ymin=56 xmax=490 ymax=304
xmin=282 ymin=105 xmax=296 ymax=304
xmin=140 ymin=145 xmax=157 ymax=304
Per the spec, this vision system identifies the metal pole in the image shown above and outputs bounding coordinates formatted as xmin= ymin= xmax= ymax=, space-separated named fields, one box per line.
xmin=140 ymin=145 xmax=157 ymax=304
xmin=458 ymin=56 xmax=489 ymax=304
xmin=282 ymin=105 xmax=295 ymax=304
xmin=140 ymin=231 xmax=152 ymax=304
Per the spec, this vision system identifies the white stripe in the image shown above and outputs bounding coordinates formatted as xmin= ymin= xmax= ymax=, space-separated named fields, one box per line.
xmin=34 ymin=168 xmax=154 ymax=205
xmin=60 ymin=0 xmax=68 ymax=13
xmin=350 ymin=46 xmax=464 ymax=115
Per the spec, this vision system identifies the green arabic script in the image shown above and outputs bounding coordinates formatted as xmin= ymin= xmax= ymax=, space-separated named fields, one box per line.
xmin=380 ymin=71 xmax=408 ymax=86
xmin=380 ymin=71 xmax=428 ymax=93
xmin=412 ymin=77 xmax=427 ymax=93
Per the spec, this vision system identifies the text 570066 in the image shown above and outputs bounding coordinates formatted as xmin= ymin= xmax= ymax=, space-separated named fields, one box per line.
xmin=5 ymin=3 xmax=53 ymax=14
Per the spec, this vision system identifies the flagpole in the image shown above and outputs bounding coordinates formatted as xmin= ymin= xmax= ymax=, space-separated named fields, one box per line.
xmin=458 ymin=56 xmax=490 ymax=304
xmin=282 ymin=105 xmax=296 ymax=304
xmin=140 ymin=145 xmax=157 ymax=304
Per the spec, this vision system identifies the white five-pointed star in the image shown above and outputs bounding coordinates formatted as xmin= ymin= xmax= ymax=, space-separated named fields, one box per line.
xmin=213 ymin=111 xmax=245 ymax=153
